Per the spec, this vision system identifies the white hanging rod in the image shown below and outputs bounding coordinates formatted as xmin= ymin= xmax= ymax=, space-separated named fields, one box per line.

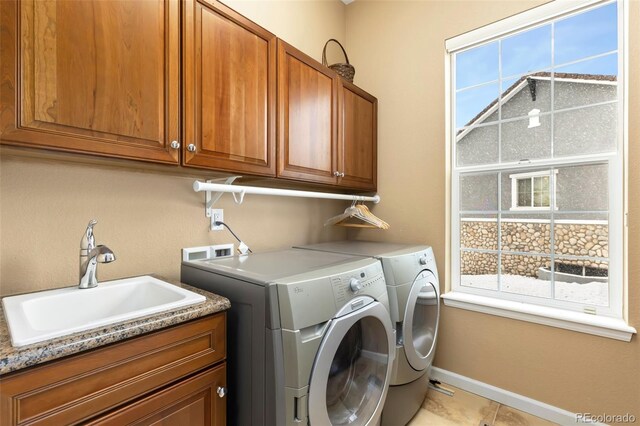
xmin=193 ymin=180 xmax=381 ymax=204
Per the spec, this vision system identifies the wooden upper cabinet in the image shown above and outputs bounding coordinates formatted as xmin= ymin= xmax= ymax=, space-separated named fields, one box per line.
xmin=182 ymin=0 xmax=276 ymax=176
xmin=277 ymin=40 xmax=339 ymax=185
xmin=338 ymin=81 xmax=377 ymax=190
xmin=0 ymin=0 xmax=180 ymax=163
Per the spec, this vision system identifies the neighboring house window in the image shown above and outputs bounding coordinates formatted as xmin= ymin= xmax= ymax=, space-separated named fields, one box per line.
xmin=510 ymin=170 xmax=557 ymax=210
xmin=445 ymin=0 xmax=630 ymax=339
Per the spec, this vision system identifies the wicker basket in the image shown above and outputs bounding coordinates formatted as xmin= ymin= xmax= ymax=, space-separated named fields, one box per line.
xmin=322 ymin=39 xmax=355 ymax=83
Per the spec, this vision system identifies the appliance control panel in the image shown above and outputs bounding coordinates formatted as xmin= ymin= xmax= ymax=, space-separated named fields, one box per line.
xmin=330 ymin=264 xmax=386 ymax=306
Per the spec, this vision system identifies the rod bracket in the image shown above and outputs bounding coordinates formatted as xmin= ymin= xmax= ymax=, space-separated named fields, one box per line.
xmin=205 ymin=176 xmax=242 ymax=217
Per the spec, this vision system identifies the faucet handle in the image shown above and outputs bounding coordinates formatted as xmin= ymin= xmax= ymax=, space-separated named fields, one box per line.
xmin=81 ymin=219 xmax=98 ymax=251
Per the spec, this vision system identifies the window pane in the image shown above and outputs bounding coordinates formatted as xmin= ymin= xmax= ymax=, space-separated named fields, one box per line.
xmin=500 ymin=74 xmax=552 ymax=120
xmin=461 ymin=215 xmax=497 ymax=250
xmin=456 ymin=83 xmax=499 ymax=129
xmin=555 ymin=164 xmax=608 ymax=212
xmin=456 ymin=42 xmax=499 ymax=89
xmin=501 ymin=254 xmax=552 ymax=298
xmin=553 ymin=103 xmax=617 ymax=157
xmin=459 ymin=173 xmax=498 ymax=211
xmin=461 ymin=251 xmax=498 ymax=290
xmin=517 ymin=179 xmax=532 ymax=207
xmin=554 ymin=213 xmax=608 ymax=258
xmin=533 ymin=191 xmax=549 ymax=208
xmin=552 ymin=257 xmax=609 ymax=307
xmin=501 ymin=25 xmax=551 ymax=77
xmin=456 ymin=124 xmax=498 ymax=166
xmin=554 ymin=56 xmax=617 ymax=110
xmin=501 ymin=76 xmax=520 ymax=92
xmin=501 ymin=116 xmax=551 ymax=162
xmin=533 ymin=176 xmax=550 ymax=207
xmin=554 ymin=3 xmax=617 ymax=66
xmin=555 ymin=53 xmax=617 ymax=80
xmin=501 ymin=215 xmax=551 ymax=255
xmin=533 ymin=176 xmax=546 ymax=191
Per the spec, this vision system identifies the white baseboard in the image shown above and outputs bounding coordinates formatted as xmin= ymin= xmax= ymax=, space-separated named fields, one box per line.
xmin=430 ymin=367 xmax=606 ymax=425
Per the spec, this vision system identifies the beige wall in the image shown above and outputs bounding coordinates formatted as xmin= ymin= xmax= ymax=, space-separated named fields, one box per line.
xmin=223 ymin=0 xmax=347 ymax=63
xmin=0 ymin=0 xmax=348 ymax=296
xmin=345 ymin=0 xmax=640 ymax=421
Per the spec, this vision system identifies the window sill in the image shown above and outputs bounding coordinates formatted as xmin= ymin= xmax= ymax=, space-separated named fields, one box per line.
xmin=441 ymin=292 xmax=636 ymax=341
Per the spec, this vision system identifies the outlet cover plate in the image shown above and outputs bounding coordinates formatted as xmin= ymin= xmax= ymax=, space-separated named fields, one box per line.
xmin=211 ymin=209 xmax=223 ymax=231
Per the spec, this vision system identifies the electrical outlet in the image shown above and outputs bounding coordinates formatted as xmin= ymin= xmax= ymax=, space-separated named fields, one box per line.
xmin=211 ymin=209 xmax=224 ymax=231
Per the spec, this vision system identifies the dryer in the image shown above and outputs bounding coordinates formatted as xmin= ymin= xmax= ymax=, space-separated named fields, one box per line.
xmin=181 ymin=248 xmax=395 ymax=426
xmin=297 ymin=241 xmax=440 ymax=426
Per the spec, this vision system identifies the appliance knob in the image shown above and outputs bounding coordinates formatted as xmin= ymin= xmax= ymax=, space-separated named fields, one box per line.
xmin=419 ymin=255 xmax=428 ymax=265
xmin=349 ymin=278 xmax=362 ymax=293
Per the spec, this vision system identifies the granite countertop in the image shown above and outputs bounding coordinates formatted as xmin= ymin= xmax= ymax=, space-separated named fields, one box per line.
xmin=0 ymin=278 xmax=230 ymax=376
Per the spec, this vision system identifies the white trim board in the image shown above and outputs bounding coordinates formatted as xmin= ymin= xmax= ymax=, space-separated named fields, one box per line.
xmin=441 ymin=292 xmax=636 ymax=341
xmin=430 ymin=367 xmax=608 ymax=425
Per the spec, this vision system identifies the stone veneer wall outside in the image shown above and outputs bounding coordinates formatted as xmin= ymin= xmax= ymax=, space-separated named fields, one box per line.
xmin=461 ymin=220 xmax=609 ymax=277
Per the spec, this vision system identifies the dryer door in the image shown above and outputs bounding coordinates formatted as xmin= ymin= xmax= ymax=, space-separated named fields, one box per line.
xmin=308 ymin=299 xmax=394 ymax=426
xmin=402 ymin=270 xmax=440 ymax=371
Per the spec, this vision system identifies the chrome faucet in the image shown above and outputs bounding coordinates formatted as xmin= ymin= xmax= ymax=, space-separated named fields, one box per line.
xmin=79 ymin=219 xmax=116 ymax=289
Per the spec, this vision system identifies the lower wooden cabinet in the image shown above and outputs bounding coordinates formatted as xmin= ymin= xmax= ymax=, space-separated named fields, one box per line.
xmin=87 ymin=364 xmax=226 ymax=426
xmin=0 ymin=313 xmax=226 ymax=426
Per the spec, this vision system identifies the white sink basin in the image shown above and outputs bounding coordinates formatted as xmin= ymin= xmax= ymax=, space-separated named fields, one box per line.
xmin=2 ymin=276 xmax=206 ymax=347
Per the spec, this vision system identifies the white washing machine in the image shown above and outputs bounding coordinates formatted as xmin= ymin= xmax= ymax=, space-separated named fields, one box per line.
xmin=181 ymin=248 xmax=395 ymax=426
xmin=297 ymin=241 xmax=440 ymax=426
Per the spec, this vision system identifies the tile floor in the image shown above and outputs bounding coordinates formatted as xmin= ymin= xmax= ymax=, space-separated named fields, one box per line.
xmin=408 ymin=384 xmax=558 ymax=426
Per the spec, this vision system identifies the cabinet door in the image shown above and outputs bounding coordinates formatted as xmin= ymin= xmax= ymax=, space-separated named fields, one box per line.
xmin=338 ymin=81 xmax=377 ymax=190
xmin=277 ymin=40 xmax=339 ymax=185
xmin=183 ymin=0 xmax=276 ymax=176
xmin=0 ymin=0 xmax=180 ymax=163
xmin=0 ymin=314 xmax=226 ymax=426
xmin=87 ymin=364 xmax=227 ymax=426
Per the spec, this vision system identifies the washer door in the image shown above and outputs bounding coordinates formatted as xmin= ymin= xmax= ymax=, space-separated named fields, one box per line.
xmin=308 ymin=300 xmax=394 ymax=426
xmin=402 ymin=271 xmax=440 ymax=371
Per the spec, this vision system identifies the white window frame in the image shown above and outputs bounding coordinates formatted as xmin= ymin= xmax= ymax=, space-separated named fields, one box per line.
xmin=443 ymin=0 xmax=635 ymax=341
xmin=509 ymin=170 xmax=558 ymax=211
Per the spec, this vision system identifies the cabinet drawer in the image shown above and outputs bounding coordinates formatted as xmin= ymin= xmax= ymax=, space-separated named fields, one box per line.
xmin=87 ymin=363 xmax=226 ymax=426
xmin=0 ymin=313 xmax=225 ymax=425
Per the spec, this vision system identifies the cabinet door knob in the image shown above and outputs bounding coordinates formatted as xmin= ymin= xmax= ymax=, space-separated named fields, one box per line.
xmin=339 ymin=172 xmax=345 ymax=178
xmin=217 ymin=386 xmax=227 ymax=398
xmin=187 ymin=144 xmax=197 ymax=152
xmin=170 ymin=140 xmax=180 ymax=149
xmin=334 ymin=171 xmax=340 ymax=177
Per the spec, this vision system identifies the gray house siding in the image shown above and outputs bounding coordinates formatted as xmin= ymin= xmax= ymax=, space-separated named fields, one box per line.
xmin=457 ymin=79 xmax=616 ymax=163
xmin=458 ymin=78 xmax=615 ymax=213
